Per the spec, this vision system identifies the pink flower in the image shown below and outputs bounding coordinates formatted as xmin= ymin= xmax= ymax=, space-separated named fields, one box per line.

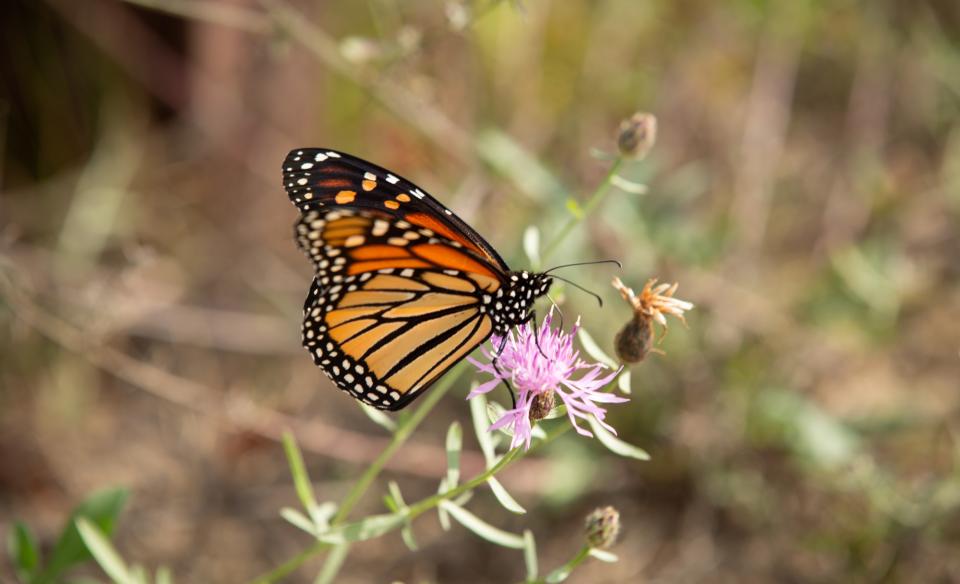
xmin=468 ymin=311 xmax=627 ymax=450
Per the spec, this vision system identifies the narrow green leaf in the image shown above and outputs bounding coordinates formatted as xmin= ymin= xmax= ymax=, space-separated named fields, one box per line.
xmin=452 ymin=490 xmax=474 ymax=507
xmin=319 ymin=513 xmax=406 ymax=544
xmin=400 ymin=524 xmax=419 ymax=551
xmin=436 ymin=478 xmax=451 ymax=531
xmin=531 ymin=424 xmax=547 ymax=440
xmin=588 ymin=417 xmax=650 ymax=460
xmin=469 ymin=390 xmax=496 ymax=467
xmin=387 ymin=481 xmax=407 ymax=509
xmin=542 ymin=404 xmax=568 ymax=420
xmin=130 ymin=564 xmax=149 ymax=584
xmin=487 ymin=477 xmax=526 ymax=514
xmin=40 ymin=488 xmax=129 ymax=581
xmin=439 ymin=501 xmax=525 ymax=549
xmin=280 ymin=508 xmax=318 ymax=536
xmin=282 ymin=432 xmax=321 ymax=524
xmin=609 ymin=174 xmax=649 ymax=194
xmin=588 ymin=548 xmax=619 ymax=562
xmin=313 ymin=543 xmax=350 ymax=584
xmin=358 ymin=403 xmax=397 ymax=432
xmin=155 ymin=566 xmax=174 ymax=584
xmin=617 ymin=370 xmax=632 ymax=395
xmin=523 ymin=530 xmax=538 ymax=580
xmin=8 ymin=521 xmax=40 ymax=580
xmin=577 ymin=328 xmax=617 ymax=368
xmin=446 ymin=421 xmax=462 ymax=488
xmin=75 ymin=518 xmax=130 ymax=584
xmin=545 ymin=566 xmax=572 ymax=583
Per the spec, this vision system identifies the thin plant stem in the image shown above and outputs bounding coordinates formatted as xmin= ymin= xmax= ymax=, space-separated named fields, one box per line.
xmin=536 ymin=545 xmax=591 ymax=584
xmin=250 ymin=422 xmax=570 ymax=584
xmin=334 ymin=362 xmax=466 ymax=524
xmin=247 ymin=362 xmax=466 ymax=584
xmin=541 ymin=157 xmax=624 ymax=262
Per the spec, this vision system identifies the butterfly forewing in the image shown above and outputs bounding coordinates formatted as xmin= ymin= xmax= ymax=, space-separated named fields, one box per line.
xmin=283 ymin=148 xmax=509 ymax=272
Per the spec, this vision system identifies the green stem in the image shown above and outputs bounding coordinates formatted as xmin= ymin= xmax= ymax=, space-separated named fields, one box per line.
xmin=253 ymin=422 xmax=572 ymax=584
xmin=541 ymin=157 xmax=623 ymax=262
xmin=540 ymin=545 xmax=591 ymax=583
xmin=401 ymin=421 xmax=570 ymax=521
xmin=334 ymin=362 xmax=465 ymax=524
xmin=407 ymin=447 xmax=521 ymax=519
xmin=247 ymin=362 xmax=466 ymax=584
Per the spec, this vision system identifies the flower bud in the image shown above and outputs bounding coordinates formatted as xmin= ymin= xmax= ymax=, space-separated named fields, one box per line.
xmin=528 ymin=389 xmax=556 ymax=422
xmin=617 ymin=113 xmax=657 ymax=160
xmin=611 ymin=277 xmax=692 ymax=362
xmin=614 ymin=313 xmax=654 ymax=364
xmin=584 ymin=506 xmax=620 ymax=549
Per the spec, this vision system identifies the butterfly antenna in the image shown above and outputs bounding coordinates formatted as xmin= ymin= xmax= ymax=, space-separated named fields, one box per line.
xmin=528 ymin=309 xmax=550 ymax=361
xmin=550 ymin=275 xmax=604 ymax=308
xmin=544 ymin=258 xmax=622 ymax=274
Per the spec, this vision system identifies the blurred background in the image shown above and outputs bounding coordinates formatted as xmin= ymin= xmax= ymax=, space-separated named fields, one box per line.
xmin=3 ymin=0 xmax=960 ymax=582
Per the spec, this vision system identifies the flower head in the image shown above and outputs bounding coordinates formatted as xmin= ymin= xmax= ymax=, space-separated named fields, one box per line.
xmin=585 ymin=506 xmax=621 ymax=549
xmin=612 ymin=277 xmax=694 ymax=363
xmin=617 ymin=112 xmax=657 ymax=160
xmin=468 ymin=311 xmax=626 ymax=450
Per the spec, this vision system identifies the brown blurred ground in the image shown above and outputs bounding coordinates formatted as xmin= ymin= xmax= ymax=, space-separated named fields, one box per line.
xmin=2 ymin=0 xmax=960 ymax=582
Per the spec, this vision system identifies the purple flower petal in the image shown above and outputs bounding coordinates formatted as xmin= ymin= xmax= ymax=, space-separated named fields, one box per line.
xmin=467 ymin=308 xmax=628 ymax=450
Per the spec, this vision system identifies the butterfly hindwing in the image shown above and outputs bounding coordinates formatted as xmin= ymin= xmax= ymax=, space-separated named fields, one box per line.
xmin=301 ymin=263 xmax=494 ymax=410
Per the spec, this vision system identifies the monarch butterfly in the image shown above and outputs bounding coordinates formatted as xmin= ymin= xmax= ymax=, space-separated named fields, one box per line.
xmin=283 ymin=148 xmax=553 ymax=411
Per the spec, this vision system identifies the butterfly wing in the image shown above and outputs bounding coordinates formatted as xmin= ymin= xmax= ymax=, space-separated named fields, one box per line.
xmin=284 ymin=149 xmax=507 ymax=410
xmin=282 ymin=148 xmax=510 ymax=273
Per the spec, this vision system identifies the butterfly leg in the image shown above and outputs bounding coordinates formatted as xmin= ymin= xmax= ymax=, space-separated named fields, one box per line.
xmin=491 ymin=334 xmax=517 ymax=409
xmin=526 ymin=309 xmax=550 ymax=361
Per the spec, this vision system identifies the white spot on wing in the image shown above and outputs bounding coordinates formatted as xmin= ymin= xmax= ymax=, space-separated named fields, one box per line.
xmin=386 ymin=174 xmax=400 ymax=184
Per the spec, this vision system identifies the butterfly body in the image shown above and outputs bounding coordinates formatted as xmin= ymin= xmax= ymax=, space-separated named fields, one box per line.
xmin=284 ymin=148 xmax=551 ymax=410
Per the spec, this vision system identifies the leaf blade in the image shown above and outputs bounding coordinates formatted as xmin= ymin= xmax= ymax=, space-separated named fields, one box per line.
xmin=40 ymin=488 xmax=129 ymax=581
xmin=439 ymin=501 xmax=525 ymax=549
xmin=75 ymin=518 xmax=130 ymax=584
xmin=588 ymin=417 xmax=650 ymax=460
xmin=487 ymin=477 xmax=526 ymax=514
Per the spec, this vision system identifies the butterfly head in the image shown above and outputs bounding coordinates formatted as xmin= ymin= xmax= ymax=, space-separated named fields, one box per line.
xmin=491 ymin=271 xmax=553 ymax=333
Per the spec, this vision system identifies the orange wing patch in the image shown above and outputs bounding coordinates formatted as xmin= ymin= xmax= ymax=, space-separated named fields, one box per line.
xmin=322 ymin=216 xmax=373 ymax=246
xmin=411 ymin=244 xmax=498 ymax=279
xmin=404 ymin=212 xmax=491 ymax=260
xmin=351 ymin=245 xmax=410 ymax=260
